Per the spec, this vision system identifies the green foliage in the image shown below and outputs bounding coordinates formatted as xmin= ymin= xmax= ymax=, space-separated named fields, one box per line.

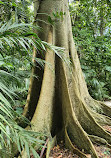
xmin=0 ymin=21 xmax=38 ymax=108
xmin=0 ymin=16 xmax=69 ymax=157
xmin=0 ymin=0 xmax=34 ymax=23
xmin=0 ymin=72 xmax=45 ymax=157
xmin=48 ymin=11 xmax=66 ymax=25
xmin=0 ymin=20 xmax=49 ymax=157
xmin=70 ymin=0 xmax=111 ymax=100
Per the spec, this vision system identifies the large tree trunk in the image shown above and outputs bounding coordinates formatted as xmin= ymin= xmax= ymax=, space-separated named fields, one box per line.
xmin=23 ymin=0 xmax=111 ymax=157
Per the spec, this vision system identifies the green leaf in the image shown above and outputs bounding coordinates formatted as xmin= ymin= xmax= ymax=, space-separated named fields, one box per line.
xmin=0 ymin=114 xmax=10 ymax=126
xmin=0 ymin=1 xmax=4 ymax=4
xmin=0 ymin=103 xmax=13 ymax=119
xmin=48 ymin=16 xmax=54 ymax=25
xmin=25 ymin=141 xmax=30 ymax=158
xmin=104 ymin=66 xmax=111 ymax=72
xmin=15 ymin=132 xmax=21 ymax=153
xmin=31 ymin=147 xmax=40 ymax=158
xmin=12 ymin=2 xmax=17 ymax=7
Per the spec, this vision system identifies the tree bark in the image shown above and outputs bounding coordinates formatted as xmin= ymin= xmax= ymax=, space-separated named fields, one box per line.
xmin=23 ymin=0 xmax=111 ymax=157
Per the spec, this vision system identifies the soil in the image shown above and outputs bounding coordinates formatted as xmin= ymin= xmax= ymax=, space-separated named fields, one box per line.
xmin=31 ymin=101 xmax=111 ymax=158
xmin=49 ymin=101 xmax=111 ymax=158
xmin=49 ymin=142 xmax=111 ymax=158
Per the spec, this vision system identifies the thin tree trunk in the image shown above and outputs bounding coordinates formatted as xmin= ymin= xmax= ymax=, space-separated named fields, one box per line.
xmin=100 ymin=0 xmax=104 ymax=36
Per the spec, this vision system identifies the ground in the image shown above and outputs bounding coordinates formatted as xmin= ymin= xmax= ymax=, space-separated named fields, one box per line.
xmin=50 ymin=142 xmax=111 ymax=158
xmin=50 ymin=101 xmax=111 ymax=158
xmin=30 ymin=101 xmax=111 ymax=158
xmin=49 ymin=126 xmax=111 ymax=157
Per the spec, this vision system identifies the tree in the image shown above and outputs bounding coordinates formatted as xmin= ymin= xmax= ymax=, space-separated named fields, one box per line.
xmin=22 ymin=0 xmax=111 ymax=157
xmin=70 ymin=0 xmax=111 ymax=100
xmin=0 ymin=0 xmax=33 ymax=23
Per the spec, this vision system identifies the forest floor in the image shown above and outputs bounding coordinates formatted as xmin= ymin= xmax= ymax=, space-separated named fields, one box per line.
xmin=49 ymin=101 xmax=111 ymax=158
xmin=49 ymin=142 xmax=111 ymax=158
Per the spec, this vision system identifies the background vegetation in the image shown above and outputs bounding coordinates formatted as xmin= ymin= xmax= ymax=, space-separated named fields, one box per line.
xmin=70 ymin=0 xmax=111 ymax=100
xmin=0 ymin=0 xmax=111 ymax=157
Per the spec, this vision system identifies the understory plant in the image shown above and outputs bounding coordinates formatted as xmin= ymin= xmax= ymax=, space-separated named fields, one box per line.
xmin=0 ymin=19 xmax=67 ymax=157
xmin=0 ymin=20 xmax=48 ymax=157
